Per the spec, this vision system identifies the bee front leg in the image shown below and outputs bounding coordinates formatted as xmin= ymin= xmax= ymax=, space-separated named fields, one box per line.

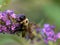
xmin=28 ymin=32 xmax=35 ymax=40
xmin=22 ymin=31 xmax=26 ymax=37
xmin=15 ymin=32 xmax=20 ymax=36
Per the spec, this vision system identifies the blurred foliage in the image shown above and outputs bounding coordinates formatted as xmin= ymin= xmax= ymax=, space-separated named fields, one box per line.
xmin=52 ymin=0 xmax=60 ymax=4
xmin=42 ymin=4 xmax=60 ymax=31
xmin=0 ymin=0 xmax=4 ymax=5
xmin=0 ymin=0 xmax=11 ymax=11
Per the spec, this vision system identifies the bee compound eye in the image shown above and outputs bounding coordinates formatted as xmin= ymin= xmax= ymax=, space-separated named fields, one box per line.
xmin=25 ymin=18 xmax=29 ymax=23
xmin=26 ymin=20 xmax=28 ymax=23
xmin=20 ymin=15 xmax=26 ymax=21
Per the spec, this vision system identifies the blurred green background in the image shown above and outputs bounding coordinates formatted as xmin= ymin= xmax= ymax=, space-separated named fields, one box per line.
xmin=0 ymin=0 xmax=60 ymax=45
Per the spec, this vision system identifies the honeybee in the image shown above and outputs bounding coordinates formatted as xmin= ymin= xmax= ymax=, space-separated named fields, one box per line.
xmin=14 ymin=15 xmax=36 ymax=40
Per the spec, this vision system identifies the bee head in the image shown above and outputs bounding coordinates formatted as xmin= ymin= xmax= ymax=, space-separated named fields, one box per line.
xmin=20 ymin=18 xmax=29 ymax=26
xmin=19 ymin=15 xmax=26 ymax=22
xmin=16 ymin=14 xmax=29 ymax=26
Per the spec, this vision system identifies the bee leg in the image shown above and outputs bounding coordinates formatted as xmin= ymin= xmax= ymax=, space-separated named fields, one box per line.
xmin=22 ymin=31 xmax=26 ymax=37
xmin=2 ymin=31 xmax=5 ymax=34
xmin=29 ymin=32 xmax=35 ymax=40
xmin=16 ymin=32 xmax=20 ymax=36
xmin=3 ymin=32 xmax=5 ymax=34
xmin=12 ymin=30 xmax=20 ymax=36
xmin=28 ymin=33 xmax=35 ymax=44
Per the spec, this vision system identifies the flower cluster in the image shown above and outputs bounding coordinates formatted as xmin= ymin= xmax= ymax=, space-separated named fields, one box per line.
xmin=0 ymin=10 xmax=25 ymax=34
xmin=42 ymin=24 xmax=56 ymax=41
xmin=40 ymin=24 xmax=60 ymax=44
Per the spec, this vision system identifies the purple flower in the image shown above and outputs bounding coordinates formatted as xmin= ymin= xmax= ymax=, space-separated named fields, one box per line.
xmin=6 ymin=20 xmax=11 ymax=25
xmin=46 ymin=28 xmax=51 ymax=32
xmin=47 ymin=37 xmax=53 ymax=41
xmin=42 ymin=28 xmax=54 ymax=38
xmin=1 ymin=13 xmax=8 ymax=22
xmin=44 ymin=24 xmax=50 ymax=28
xmin=11 ymin=13 xmax=16 ymax=18
xmin=2 ymin=12 xmax=7 ymax=16
xmin=4 ymin=10 xmax=16 ymax=19
xmin=53 ymin=35 xmax=57 ymax=42
xmin=46 ymin=30 xmax=54 ymax=37
xmin=41 ymin=24 xmax=57 ymax=43
xmin=5 ymin=10 xmax=14 ymax=15
xmin=0 ymin=30 xmax=2 ymax=32
xmin=47 ymin=35 xmax=57 ymax=42
xmin=40 ymin=29 xmax=46 ymax=38
xmin=44 ymin=38 xmax=48 ymax=45
xmin=56 ymin=32 xmax=60 ymax=39
xmin=1 ymin=26 xmax=7 ymax=32
xmin=11 ymin=26 xmax=15 ymax=31
xmin=51 ymin=25 xmax=56 ymax=29
xmin=36 ymin=28 xmax=41 ymax=33
xmin=42 ymin=24 xmax=55 ymax=35
xmin=11 ymin=24 xmax=16 ymax=31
